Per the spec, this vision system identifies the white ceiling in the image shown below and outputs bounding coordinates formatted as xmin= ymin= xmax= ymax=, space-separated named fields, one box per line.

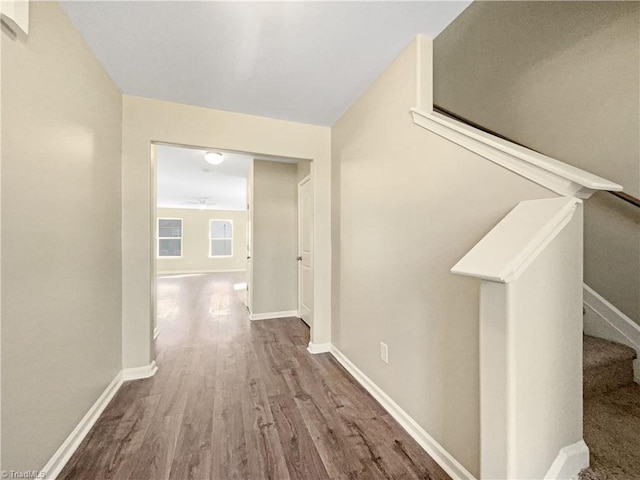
xmin=157 ymin=145 xmax=252 ymax=211
xmin=60 ymin=1 xmax=471 ymax=126
xmin=156 ymin=144 xmax=300 ymax=211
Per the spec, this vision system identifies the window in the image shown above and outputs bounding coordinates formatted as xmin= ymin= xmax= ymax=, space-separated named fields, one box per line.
xmin=158 ymin=218 xmax=182 ymax=257
xmin=210 ymin=220 xmax=233 ymax=257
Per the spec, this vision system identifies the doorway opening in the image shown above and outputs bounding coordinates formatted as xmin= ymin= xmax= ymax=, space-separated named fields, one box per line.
xmin=152 ymin=142 xmax=313 ymax=342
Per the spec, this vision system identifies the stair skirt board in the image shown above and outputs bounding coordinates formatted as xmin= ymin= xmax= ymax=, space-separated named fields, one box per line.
xmin=544 ymin=440 xmax=590 ymax=480
xmin=583 ymin=284 xmax=640 ymax=384
xmin=41 ymin=362 xmax=158 ymax=479
xmin=248 ymin=310 xmax=299 ymax=321
xmin=330 ymin=346 xmax=477 ymax=480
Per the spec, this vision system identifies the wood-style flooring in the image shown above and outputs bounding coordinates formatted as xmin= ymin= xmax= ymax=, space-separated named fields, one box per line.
xmin=58 ymin=272 xmax=450 ymax=480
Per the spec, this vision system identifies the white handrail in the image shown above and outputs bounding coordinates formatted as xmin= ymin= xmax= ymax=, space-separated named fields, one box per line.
xmin=411 ymin=108 xmax=622 ymax=199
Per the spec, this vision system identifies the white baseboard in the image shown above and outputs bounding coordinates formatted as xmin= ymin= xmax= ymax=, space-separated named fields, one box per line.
xmin=157 ymin=269 xmax=246 ymax=276
xmin=544 ymin=440 xmax=589 ymax=480
xmin=41 ymin=373 xmax=124 ymax=479
xmin=583 ymin=284 xmax=640 ymax=383
xmin=122 ymin=361 xmax=158 ymax=381
xmin=249 ymin=310 xmax=298 ymax=321
xmin=307 ymin=342 xmax=331 ymax=354
xmin=42 ymin=361 xmax=159 ymax=478
xmin=330 ymin=346 xmax=476 ymax=480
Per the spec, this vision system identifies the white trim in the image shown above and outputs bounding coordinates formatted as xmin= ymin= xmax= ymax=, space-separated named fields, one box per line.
xmin=297 ymin=173 xmax=314 ymax=329
xmin=249 ymin=310 xmax=298 ymax=321
xmin=451 ymin=197 xmax=581 ymax=283
xmin=583 ymin=284 xmax=640 ymax=383
xmin=544 ymin=440 xmax=589 ymax=480
xmin=330 ymin=346 xmax=476 ymax=480
xmin=410 ymin=108 xmax=621 ymax=199
xmin=153 ymin=326 xmax=160 ymax=340
xmin=307 ymin=342 xmax=331 ymax=354
xmin=41 ymin=373 xmax=124 ymax=479
xmin=583 ymin=283 xmax=640 ymax=352
xmin=121 ymin=361 xmax=158 ymax=381
xmin=415 ymin=35 xmax=433 ymax=111
xmin=0 ymin=0 xmax=29 ymax=37
xmin=209 ymin=218 xmax=234 ymax=258
xmin=157 ymin=269 xmax=246 ymax=276
xmin=41 ymin=362 xmax=159 ymax=478
xmin=157 ymin=217 xmax=183 ymax=258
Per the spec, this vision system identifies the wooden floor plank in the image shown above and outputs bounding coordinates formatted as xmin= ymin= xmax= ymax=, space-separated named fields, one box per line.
xmin=129 ymin=413 xmax=183 ymax=480
xmin=57 ymin=272 xmax=451 ymax=480
xmin=107 ymin=394 xmax=162 ymax=477
xmin=270 ymin=393 xmax=331 ymax=480
xmin=241 ymin=378 xmax=291 ymax=480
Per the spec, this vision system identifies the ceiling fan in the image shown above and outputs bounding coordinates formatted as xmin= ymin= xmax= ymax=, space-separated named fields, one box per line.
xmin=181 ymin=197 xmax=216 ymax=210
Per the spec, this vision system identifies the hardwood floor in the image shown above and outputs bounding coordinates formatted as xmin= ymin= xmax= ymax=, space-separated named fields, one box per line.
xmin=58 ymin=273 xmax=450 ymax=480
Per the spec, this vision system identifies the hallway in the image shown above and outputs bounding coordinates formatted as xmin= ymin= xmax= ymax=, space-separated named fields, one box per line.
xmin=58 ymin=273 xmax=449 ymax=479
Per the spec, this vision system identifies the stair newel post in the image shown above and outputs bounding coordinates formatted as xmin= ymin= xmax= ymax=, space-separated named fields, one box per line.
xmin=452 ymin=197 xmax=588 ymax=479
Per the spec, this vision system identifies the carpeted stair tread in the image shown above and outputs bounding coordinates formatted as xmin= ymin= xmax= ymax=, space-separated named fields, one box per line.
xmin=583 ymin=383 xmax=640 ymax=480
xmin=578 ymin=467 xmax=599 ymax=480
xmin=583 ymin=335 xmax=636 ymax=370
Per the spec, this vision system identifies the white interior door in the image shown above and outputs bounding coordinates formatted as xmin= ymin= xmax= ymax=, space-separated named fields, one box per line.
xmin=298 ymin=175 xmax=313 ymax=326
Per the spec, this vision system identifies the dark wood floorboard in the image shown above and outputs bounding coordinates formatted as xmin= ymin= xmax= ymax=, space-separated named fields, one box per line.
xmin=58 ymin=272 xmax=450 ymax=480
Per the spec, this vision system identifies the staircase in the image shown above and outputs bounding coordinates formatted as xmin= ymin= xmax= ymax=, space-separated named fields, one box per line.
xmin=584 ymin=335 xmax=636 ymax=397
xmin=580 ymin=335 xmax=640 ymax=479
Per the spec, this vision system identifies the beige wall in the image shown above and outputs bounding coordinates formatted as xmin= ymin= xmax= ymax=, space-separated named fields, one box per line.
xmin=122 ymin=95 xmax=331 ymax=368
xmin=251 ymin=161 xmax=298 ymax=314
xmin=156 ymin=208 xmax=247 ymax=274
xmin=0 ymin=16 xmax=4 ymax=472
xmin=1 ymin=1 xmax=122 ymax=471
xmin=584 ymin=192 xmax=640 ymax=324
xmin=332 ymin=38 xmax=554 ymax=476
xmin=434 ymin=1 xmax=640 ymax=323
xmin=297 ymin=159 xmax=311 ymax=182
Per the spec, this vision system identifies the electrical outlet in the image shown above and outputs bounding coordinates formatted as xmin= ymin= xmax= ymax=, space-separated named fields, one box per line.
xmin=380 ymin=342 xmax=388 ymax=363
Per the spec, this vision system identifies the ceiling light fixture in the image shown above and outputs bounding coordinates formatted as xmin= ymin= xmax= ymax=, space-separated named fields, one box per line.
xmin=204 ymin=151 xmax=224 ymax=165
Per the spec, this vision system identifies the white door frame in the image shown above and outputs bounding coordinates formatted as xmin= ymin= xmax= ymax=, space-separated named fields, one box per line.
xmin=297 ymin=174 xmax=313 ymax=327
xmin=246 ymin=163 xmax=254 ymax=313
xmin=148 ymin=142 xmax=328 ymax=361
